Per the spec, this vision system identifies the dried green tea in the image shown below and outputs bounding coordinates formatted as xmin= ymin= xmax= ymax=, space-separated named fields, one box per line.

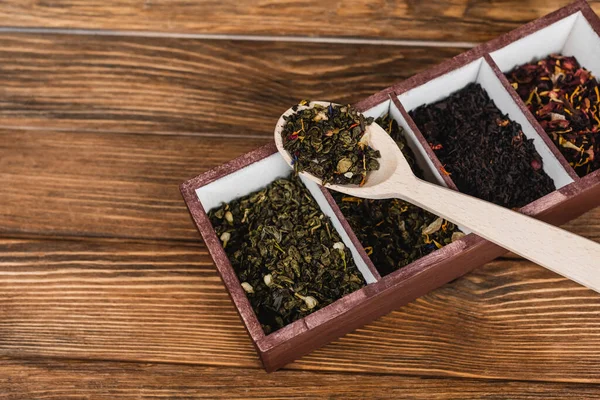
xmin=281 ymin=101 xmax=381 ymax=186
xmin=208 ymin=174 xmax=365 ymax=334
xmin=506 ymin=54 xmax=600 ymax=177
xmin=331 ymin=114 xmax=463 ymax=276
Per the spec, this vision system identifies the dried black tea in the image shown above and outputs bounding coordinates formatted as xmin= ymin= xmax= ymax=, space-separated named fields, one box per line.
xmin=409 ymin=83 xmax=556 ymax=209
xmin=208 ymin=174 xmax=365 ymax=334
xmin=506 ymin=54 xmax=600 ymax=177
xmin=332 ymin=114 xmax=463 ymax=276
xmin=281 ymin=101 xmax=381 ymax=186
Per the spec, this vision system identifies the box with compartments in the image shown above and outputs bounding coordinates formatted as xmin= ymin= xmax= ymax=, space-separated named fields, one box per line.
xmin=180 ymin=0 xmax=600 ymax=372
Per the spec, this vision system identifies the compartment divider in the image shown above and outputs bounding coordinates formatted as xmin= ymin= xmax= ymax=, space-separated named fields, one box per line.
xmin=390 ymin=93 xmax=459 ymax=191
xmin=318 ymin=187 xmax=383 ymax=282
xmin=483 ymin=53 xmax=580 ymax=182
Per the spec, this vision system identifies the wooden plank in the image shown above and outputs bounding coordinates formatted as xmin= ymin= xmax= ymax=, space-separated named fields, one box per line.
xmin=0 ymin=1 xmax=598 ymax=43
xmin=1 ymin=128 xmax=598 ymax=243
xmin=1 ymin=237 xmax=600 ymax=382
xmin=0 ymin=238 xmax=259 ymax=368
xmin=1 ymin=358 xmax=599 ymax=399
xmin=0 ymin=129 xmax=267 ymax=240
xmin=0 ymin=34 xmax=462 ymax=136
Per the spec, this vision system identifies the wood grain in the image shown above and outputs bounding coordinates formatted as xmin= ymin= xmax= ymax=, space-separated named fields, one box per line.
xmin=0 ymin=34 xmax=463 ymax=136
xmin=1 ymin=237 xmax=599 ymax=382
xmin=1 ymin=127 xmax=598 ymax=244
xmin=0 ymin=129 xmax=267 ymax=240
xmin=1 ymin=358 xmax=599 ymax=400
xmin=0 ymin=1 xmax=598 ymax=43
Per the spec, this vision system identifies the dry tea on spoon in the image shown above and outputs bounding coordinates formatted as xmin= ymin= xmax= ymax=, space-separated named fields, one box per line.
xmin=281 ymin=101 xmax=381 ymax=186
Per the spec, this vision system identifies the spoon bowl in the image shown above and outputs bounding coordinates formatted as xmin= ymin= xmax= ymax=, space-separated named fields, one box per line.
xmin=274 ymin=100 xmax=600 ymax=294
xmin=274 ymin=101 xmax=411 ymax=198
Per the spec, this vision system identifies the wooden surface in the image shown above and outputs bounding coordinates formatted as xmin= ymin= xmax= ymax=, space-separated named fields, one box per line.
xmin=3 ymin=359 xmax=599 ymax=400
xmin=1 ymin=1 xmax=600 ymax=398
xmin=0 ymin=0 xmax=598 ymax=42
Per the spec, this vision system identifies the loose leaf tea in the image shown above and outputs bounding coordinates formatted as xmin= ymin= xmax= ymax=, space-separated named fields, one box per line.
xmin=506 ymin=54 xmax=600 ymax=177
xmin=281 ymin=101 xmax=381 ymax=186
xmin=208 ymin=174 xmax=365 ymax=334
xmin=410 ymin=83 xmax=556 ymax=209
xmin=332 ymin=115 xmax=463 ymax=276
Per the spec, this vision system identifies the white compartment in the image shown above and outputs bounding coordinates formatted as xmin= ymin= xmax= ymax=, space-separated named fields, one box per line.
xmin=361 ymin=99 xmax=392 ymax=120
xmin=398 ymin=57 xmax=575 ymax=190
xmin=399 ymin=59 xmax=483 ymax=112
xmin=491 ymin=12 xmax=600 ymax=76
xmin=196 ymin=153 xmax=377 ymax=284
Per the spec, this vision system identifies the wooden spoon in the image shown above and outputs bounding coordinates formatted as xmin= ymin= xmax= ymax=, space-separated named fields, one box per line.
xmin=275 ymin=101 xmax=600 ymax=293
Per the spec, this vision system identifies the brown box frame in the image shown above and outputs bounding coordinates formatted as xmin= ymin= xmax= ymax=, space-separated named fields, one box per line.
xmin=181 ymin=0 xmax=600 ymax=372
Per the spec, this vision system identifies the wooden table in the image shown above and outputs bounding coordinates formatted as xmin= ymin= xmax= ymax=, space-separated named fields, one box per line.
xmin=1 ymin=1 xmax=600 ymax=398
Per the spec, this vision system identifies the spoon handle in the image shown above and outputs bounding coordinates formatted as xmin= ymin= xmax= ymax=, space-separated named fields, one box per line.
xmin=400 ymin=179 xmax=600 ymax=293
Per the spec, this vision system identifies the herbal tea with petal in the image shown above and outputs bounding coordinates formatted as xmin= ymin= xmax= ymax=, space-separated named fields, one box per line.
xmin=281 ymin=101 xmax=381 ymax=186
xmin=331 ymin=115 xmax=463 ymax=276
xmin=208 ymin=174 xmax=365 ymax=334
xmin=410 ymin=83 xmax=556 ymax=209
xmin=506 ymin=54 xmax=600 ymax=177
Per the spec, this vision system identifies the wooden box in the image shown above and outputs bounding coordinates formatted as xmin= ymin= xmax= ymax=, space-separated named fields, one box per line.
xmin=180 ymin=0 xmax=600 ymax=372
